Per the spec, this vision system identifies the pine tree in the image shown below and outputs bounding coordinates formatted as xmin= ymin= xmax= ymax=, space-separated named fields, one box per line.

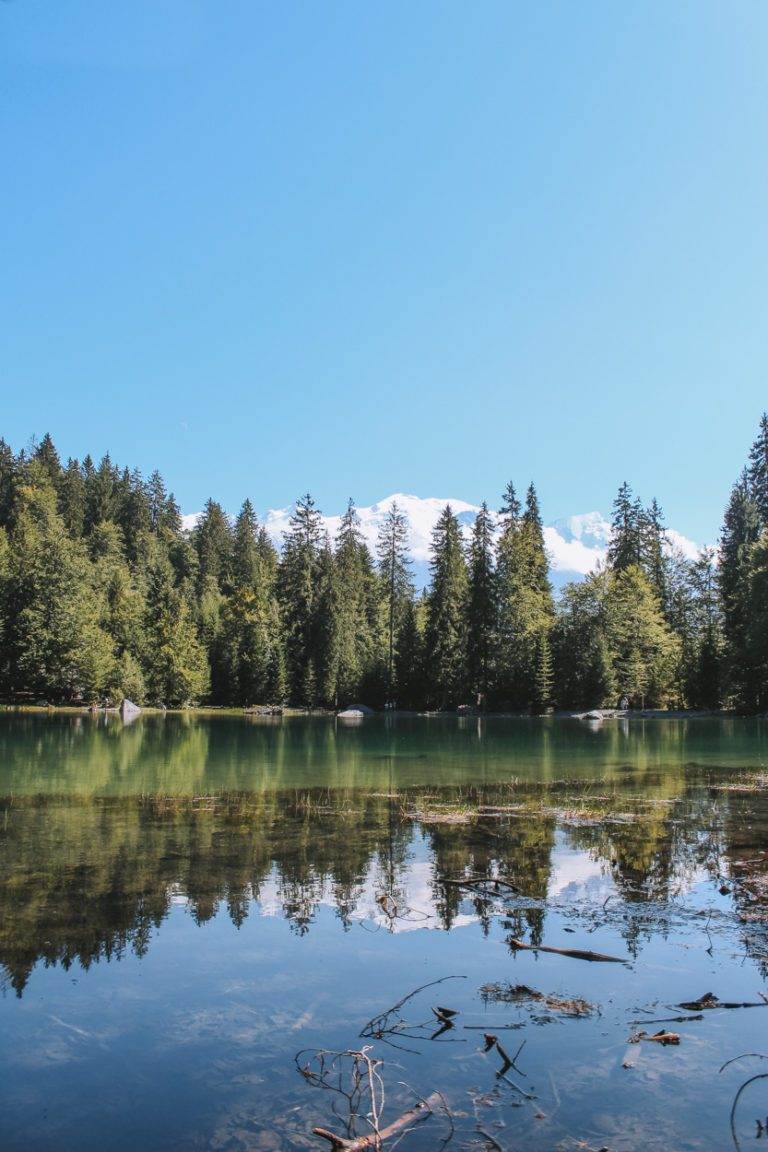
xmin=376 ymin=501 xmax=413 ymax=703
xmin=745 ymin=531 xmax=768 ymax=711
xmin=748 ymin=412 xmax=768 ymax=524
xmin=84 ymin=454 xmax=119 ymax=533
xmin=424 ymin=505 xmax=468 ymax=708
xmin=4 ymin=474 xmax=115 ymax=701
xmin=231 ymin=499 xmax=261 ymax=588
xmin=608 ymin=482 xmax=642 ymax=571
xmin=641 ymin=498 xmax=668 ymax=609
xmin=531 ymin=630 xmax=553 ymax=713
xmin=688 ymin=547 xmax=722 ymax=708
xmin=333 ymin=500 xmax=379 ymax=704
xmin=605 ymin=565 xmax=680 ymax=708
xmin=495 ymin=482 xmax=553 ymax=710
xmin=0 ymin=439 xmax=17 ymax=527
xmin=395 ymin=598 xmax=425 ymax=709
xmin=498 ymin=481 xmax=521 ymax=528
xmin=521 ymin=483 xmax=551 ymax=597
xmin=33 ymin=433 xmax=61 ymax=487
xmin=58 ymin=458 xmax=86 ymax=537
xmin=143 ymin=555 xmax=209 ymax=706
xmin=466 ymin=502 xmax=496 ymax=705
xmin=278 ymin=494 xmax=324 ymax=705
xmin=553 ymin=572 xmax=615 ymax=708
xmin=719 ymin=472 xmax=761 ymax=707
xmin=194 ymin=499 xmax=232 ymax=591
xmin=219 ymin=501 xmax=282 ymax=705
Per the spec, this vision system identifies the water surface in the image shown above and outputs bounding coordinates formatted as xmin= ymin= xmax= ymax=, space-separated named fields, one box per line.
xmin=2 ymin=714 xmax=768 ymax=1151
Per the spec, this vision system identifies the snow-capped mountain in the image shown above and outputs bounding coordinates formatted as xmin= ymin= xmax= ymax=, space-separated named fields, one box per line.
xmin=183 ymin=494 xmax=702 ymax=590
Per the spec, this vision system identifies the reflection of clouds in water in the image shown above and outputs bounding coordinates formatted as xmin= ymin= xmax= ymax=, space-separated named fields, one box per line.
xmin=254 ymin=860 xmax=478 ymax=933
xmin=548 ymin=838 xmax=612 ymax=902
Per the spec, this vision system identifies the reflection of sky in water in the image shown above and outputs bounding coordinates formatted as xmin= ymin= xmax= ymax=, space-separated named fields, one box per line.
xmin=2 ymin=716 xmax=768 ymax=1151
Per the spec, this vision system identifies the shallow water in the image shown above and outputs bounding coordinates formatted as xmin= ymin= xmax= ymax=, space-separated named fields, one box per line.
xmin=1 ymin=714 xmax=768 ymax=1151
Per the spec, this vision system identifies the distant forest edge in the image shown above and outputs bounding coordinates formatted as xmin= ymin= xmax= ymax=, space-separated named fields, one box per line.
xmin=0 ymin=416 xmax=766 ymax=713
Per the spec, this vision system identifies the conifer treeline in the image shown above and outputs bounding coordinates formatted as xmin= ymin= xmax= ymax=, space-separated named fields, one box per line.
xmin=0 ymin=420 xmax=765 ymax=711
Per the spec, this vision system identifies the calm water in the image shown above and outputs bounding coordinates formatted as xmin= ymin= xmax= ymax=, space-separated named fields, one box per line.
xmin=2 ymin=714 xmax=768 ymax=1152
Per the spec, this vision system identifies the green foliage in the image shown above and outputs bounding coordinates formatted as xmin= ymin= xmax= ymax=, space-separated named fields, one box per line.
xmin=424 ymin=505 xmax=468 ymax=708
xmin=495 ymin=482 xmax=553 ymax=710
xmin=143 ymin=556 xmax=210 ymax=706
xmin=466 ymin=502 xmax=496 ymax=703
xmin=604 ymin=565 xmax=680 ymax=707
xmin=376 ymin=500 xmax=413 ymax=701
xmin=0 ymin=422 xmax=764 ymax=713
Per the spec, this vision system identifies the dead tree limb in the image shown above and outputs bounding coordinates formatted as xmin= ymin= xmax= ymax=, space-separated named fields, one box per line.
xmin=509 ymin=938 xmax=626 ymax=963
xmin=312 ymin=1091 xmax=441 ymax=1150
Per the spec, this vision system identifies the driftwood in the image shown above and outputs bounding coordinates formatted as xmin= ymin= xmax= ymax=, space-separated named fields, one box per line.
xmin=312 ymin=1091 xmax=441 ymax=1149
xmin=508 ymin=938 xmax=626 ymax=963
xmin=630 ymin=1014 xmax=703 ymax=1025
xmin=678 ymin=991 xmax=768 ymax=1012
xmin=443 ymin=875 xmax=522 ymax=895
xmin=628 ymin=1029 xmax=680 ymax=1046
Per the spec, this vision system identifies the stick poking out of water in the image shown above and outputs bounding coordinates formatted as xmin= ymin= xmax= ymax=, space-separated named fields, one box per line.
xmin=508 ymin=938 xmax=626 ymax=963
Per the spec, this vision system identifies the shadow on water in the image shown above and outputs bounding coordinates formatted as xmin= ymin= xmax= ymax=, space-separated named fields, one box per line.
xmin=1 ymin=714 xmax=768 ymax=1151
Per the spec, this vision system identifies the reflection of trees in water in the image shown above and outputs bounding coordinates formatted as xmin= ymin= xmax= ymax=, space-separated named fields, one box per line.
xmin=3 ymin=768 xmax=767 ymax=996
xmin=721 ymin=790 xmax=768 ymax=973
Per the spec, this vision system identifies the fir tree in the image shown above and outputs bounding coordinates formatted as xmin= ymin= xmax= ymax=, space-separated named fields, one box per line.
xmin=466 ymin=502 xmax=496 ymax=705
xmin=605 ymin=565 xmax=680 ymax=708
xmin=334 ymin=500 xmax=379 ymax=704
xmin=33 ymin=433 xmax=61 ymax=487
xmin=58 ymin=459 xmax=86 ymax=537
xmin=531 ymin=630 xmax=553 ymax=713
xmin=641 ymin=498 xmax=668 ymax=609
xmin=424 ymin=505 xmax=468 ymax=708
xmin=278 ymin=494 xmax=324 ymax=705
xmin=4 ymin=476 xmax=115 ymax=700
xmin=143 ymin=555 xmax=209 ymax=706
xmin=748 ymin=412 xmax=768 ymax=524
xmin=745 ymin=531 xmax=768 ymax=711
xmin=608 ymin=482 xmax=642 ymax=571
xmin=495 ymin=482 xmax=553 ymax=710
xmin=395 ymin=598 xmax=425 ymax=710
xmin=719 ymin=472 xmax=761 ymax=706
xmin=376 ymin=501 xmax=413 ymax=703
xmin=194 ymin=499 xmax=232 ymax=591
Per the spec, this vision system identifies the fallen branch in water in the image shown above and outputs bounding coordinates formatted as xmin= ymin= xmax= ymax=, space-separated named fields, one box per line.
xmin=678 ymin=991 xmax=768 ymax=1012
xmin=508 ymin=938 xmax=626 ymax=964
xmin=628 ymin=1029 xmax=680 ymax=1045
xmin=360 ymin=976 xmax=467 ymax=1051
xmin=630 ymin=1014 xmax=703 ymax=1025
xmin=312 ymin=1091 xmax=441 ymax=1150
xmin=443 ymin=875 xmax=522 ymax=895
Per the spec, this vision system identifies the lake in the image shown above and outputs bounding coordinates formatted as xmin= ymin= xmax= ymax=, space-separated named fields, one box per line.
xmin=1 ymin=713 xmax=768 ymax=1152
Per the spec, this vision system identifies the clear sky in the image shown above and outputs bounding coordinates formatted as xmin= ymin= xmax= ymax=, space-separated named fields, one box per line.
xmin=1 ymin=2 xmax=766 ymax=539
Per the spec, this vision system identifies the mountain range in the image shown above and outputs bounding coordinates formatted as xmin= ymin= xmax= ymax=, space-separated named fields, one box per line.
xmin=183 ymin=494 xmax=702 ymax=590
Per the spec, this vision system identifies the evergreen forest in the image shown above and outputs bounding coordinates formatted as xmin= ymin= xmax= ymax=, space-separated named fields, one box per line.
xmin=0 ymin=416 xmax=767 ymax=713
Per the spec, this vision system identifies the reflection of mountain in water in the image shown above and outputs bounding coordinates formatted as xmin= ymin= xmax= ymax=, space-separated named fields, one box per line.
xmin=2 ymin=773 xmax=764 ymax=997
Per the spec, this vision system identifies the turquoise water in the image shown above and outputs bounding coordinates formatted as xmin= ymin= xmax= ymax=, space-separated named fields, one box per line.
xmin=1 ymin=714 xmax=768 ymax=1151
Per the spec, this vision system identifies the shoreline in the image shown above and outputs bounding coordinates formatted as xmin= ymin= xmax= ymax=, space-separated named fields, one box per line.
xmin=0 ymin=704 xmax=754 ymax=721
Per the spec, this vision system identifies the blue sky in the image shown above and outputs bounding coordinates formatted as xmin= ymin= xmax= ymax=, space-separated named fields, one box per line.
xmin=1 ymin=2 xmax=766 ymax=539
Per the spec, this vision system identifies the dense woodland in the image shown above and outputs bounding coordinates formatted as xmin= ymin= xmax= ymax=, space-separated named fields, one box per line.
xmin=0 ymin=416 xmax=766 ymax=712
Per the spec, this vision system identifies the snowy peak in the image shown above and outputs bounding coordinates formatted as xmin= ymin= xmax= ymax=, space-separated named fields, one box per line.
xmin=183 ymin=495 xmax=703 ymax=590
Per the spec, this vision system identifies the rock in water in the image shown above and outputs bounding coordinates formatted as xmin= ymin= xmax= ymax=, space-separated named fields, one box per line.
xmin=120 ymin=698 xmax=141 ymax=721
xmin=338 ymin=703 xmax=375 ymax=718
